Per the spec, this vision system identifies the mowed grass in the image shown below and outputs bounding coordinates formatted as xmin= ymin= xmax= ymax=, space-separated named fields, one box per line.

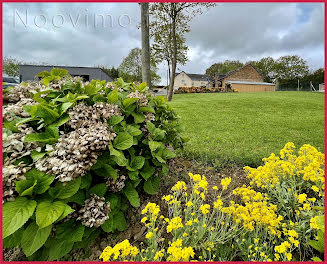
xmin=168 ymin=92 xmax=325 ymax=167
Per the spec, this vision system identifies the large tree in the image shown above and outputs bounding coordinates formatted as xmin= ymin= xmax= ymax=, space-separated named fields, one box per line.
xmin=140 ymin=3 xmax=151 ymax=88
xmin=118 ymin=48 xmax=161 ymax=84
xmin=205 ymin=60 xmax=244 ymax=77
xmin=150 ymin=3 xmax=215 ymax=101
xmin=274 ymin=55 xmax=309 ymax=80
xmin=150 ymin=8 xmax=188 ymax=87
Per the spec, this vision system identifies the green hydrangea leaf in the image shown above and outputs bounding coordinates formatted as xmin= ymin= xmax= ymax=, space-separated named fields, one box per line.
xmin=36 ymin=200 xmax=66 ymax=228
xmin=113 ymin=132 xmax=133 ymax=150
xmin=144 ymin=176 xmax=160 ymax=195
xmin=3 ymin=197 xmax=37 ymax=238
xmin=123 ymin=181 xmax=140 ymax=207
xmin=21 ymin=222 xmax=52 ymax=257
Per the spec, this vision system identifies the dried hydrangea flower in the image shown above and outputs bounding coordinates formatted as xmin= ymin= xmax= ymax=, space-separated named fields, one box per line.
xmin=106 ymin=174 xmax=127 ymax=193
xmin=3 ymin=98 xmax=37 ymax=118
xmin=127 ymin=90 xmax=148 ymax=106
xmin=77 ymin=194 xmax=110 ymax=228
xmin=2 ymin=163 xmax=29 ymax=202
xmin=35 ymin=122 xmax=116 ymax=182
xmin=68 ymin=103 xmax=121 ymax=129
xmin=3 ymin=125 xmax=40 ymax=166
xmin=145 ymin=112 xmax=155 ymax=122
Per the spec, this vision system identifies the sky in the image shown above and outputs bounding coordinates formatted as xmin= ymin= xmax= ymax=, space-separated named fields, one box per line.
xmin=3 ymin=2 xmax=324 ymax=85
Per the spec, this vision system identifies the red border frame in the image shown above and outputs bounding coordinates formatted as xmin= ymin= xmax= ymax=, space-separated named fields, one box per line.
xmin=0 ymin=1 xmax=326 ymax=263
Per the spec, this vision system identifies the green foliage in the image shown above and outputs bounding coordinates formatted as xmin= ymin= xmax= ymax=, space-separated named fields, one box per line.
xmin=118 ymin=47 xmax=161 ymax=85
xmin=205 ymin=60 xmax=244 ymax=77
xmin=3 ymin=69 xmax=184 ymax=260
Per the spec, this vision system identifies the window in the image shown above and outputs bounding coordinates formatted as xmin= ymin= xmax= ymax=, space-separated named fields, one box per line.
xmin=182 ymin=80 xmax=185 ymax=83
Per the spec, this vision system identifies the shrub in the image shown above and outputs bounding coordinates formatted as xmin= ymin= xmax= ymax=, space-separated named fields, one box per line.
xmin=100 ymin=143 xmax=324 ymax=261
xmin=2 ymin=68 xmax=184 ymax=260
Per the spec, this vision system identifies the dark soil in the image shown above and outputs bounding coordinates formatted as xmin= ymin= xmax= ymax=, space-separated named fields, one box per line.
xmin=3 ymin=157 xmax=248 ymax=261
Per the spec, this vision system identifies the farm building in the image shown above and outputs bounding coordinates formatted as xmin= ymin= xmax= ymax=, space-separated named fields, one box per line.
xmin=174 ymin=72 xmax=213 ymax=89
xmin=175 ymin=64 xmax=275 ymax=92
xmin=19 ymin=65 xmax=113 ymax=82
xmin=216 ymin=64 xmax=275 ymax=92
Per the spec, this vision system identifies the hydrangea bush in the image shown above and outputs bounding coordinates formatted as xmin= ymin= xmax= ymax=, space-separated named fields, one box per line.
xmin=100 ymin=143 xmax=324 ymax=262
xmin=2 ymin=68 xmax=184 ymax=260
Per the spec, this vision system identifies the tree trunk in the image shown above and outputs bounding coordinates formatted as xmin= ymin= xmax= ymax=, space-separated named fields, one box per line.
xmin=141 ymin=3 xmax=151 ymax=88
xmin=168 ymin=16 xmax=177 ymax=101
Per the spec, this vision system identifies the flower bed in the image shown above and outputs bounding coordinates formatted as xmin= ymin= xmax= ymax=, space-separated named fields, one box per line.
xmin=100 ymin=143 xmax=324 ymax=262
xmin=2 ymin=69 xmax=184 ymax=260
xmin=175 ymin=86 xmax=224 ymax=94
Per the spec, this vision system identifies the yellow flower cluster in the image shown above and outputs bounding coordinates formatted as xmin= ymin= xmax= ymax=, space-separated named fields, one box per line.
xmin=167 ymin=217 xmax=183 ymax=233
xmin=274 ymin=241 xmax=292 ymax=260
xmin=99 ymin=239 xmax=139 ymax=261
xmin=233 ymin=186 xmax=265 ymax=202
xmin=221 ymin=177 xmax=232 ymax=190
xmin=221 ymin=200 xmax=282 ymax=234
xmin=245 ymin=143 xmax=324 ymax=189
xmin=200 ymin=204 xmax=210 ymax=214
xmin=172 ymin=181 xmax=187 ymax=192
xmin=167 ymin=239 xmax=195 ymax=261
xmin=141 ymin=202 xmax=160 ymax=221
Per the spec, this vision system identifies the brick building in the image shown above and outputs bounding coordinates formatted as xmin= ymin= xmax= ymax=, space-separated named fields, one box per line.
xmin=216 ymin=64 xmax=275 ymax=92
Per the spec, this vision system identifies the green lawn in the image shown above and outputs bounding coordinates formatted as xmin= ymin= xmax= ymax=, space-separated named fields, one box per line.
xmin=168 ymin=92 xmax=325 ymax=167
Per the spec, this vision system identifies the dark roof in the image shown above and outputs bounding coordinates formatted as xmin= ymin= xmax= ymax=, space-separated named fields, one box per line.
xmin=217 ymin=64 xmax=264 ymax=81
xmin=176 ymin=72 xmax=213 ymax=81
xmin=19 ymin=64 xmax=110 ymax=77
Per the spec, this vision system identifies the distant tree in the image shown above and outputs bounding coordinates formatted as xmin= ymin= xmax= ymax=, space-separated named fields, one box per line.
xmin=302 ymin=68 xmax=324 ymax=84
xmin=150 ymin=3 xmax=215 ymax=101
xmin=247 ymin=57 xmax=276 ymax=82
xmin=274 ymin=55 xmax=309 ymax=80
xmin=3 ymin=57 xmax=21 ymax=77
xmin=99 ymin=66 xmax=120 ymax=80
xmin=118 ymin=48 xmax=161 ymax=84
xmin=205 ymin=60 xmax=244 ymax=77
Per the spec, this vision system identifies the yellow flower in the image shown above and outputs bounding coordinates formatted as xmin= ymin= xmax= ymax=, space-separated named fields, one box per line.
xmin=213 ymin=186 xmax=218 ymax=190
xmin=162 ymin=195 xmax=173 ymax=201
xmin=214 ymin=199 xmax=223 ymax=209
xmin=186 ymin=220 xmax=193 ymax=226
xmin=141 ymin=217 xmax=147 ymax=223
xmin=200 ymin=192 xmax=206 ymax=200
xmin=310 ymin=216 xmax=320 ymax=229
xmin=221 ymin=177 xmax=232 ymax=190
xmin=297 ymin=193 xmax=307 ymax=203
xmin=312 ymin=185 xmax=319 ymax=192
xmin=146 ymin=232 xmax=153 ymax=239
xmin=288 ymin=229 xmax=298 ymax=238
xmin=183 ymin=233 xmax=188 ymax=237
xmin=286 ymin=253 xmax=292 ymax=261
xmin=172 ymin=181 xmax=187 ymax=192
xmin=154 ymin=250 xmax=164 ymax=260
xmin=254 ymin=238 xmax=259 ymax=243
xmin=200 ymin=204 xmax=210 ymax=214
xmin=194 ymin=218 xmax=199 ymax=223
xmin=202 ymin=224 xmax=207 ymax=228
xmin=186 ymin=201 xmax=193 ymax=207
xmin=167 ymin=217 xmax=183 ymax=233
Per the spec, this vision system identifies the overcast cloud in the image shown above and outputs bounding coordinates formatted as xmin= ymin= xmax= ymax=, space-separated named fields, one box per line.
xmin=3 ymin=2 xmax=324 ymax=85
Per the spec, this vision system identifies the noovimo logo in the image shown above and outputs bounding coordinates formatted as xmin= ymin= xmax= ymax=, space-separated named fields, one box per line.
xmin=13 ymin=9 xmax=132 ymax=29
